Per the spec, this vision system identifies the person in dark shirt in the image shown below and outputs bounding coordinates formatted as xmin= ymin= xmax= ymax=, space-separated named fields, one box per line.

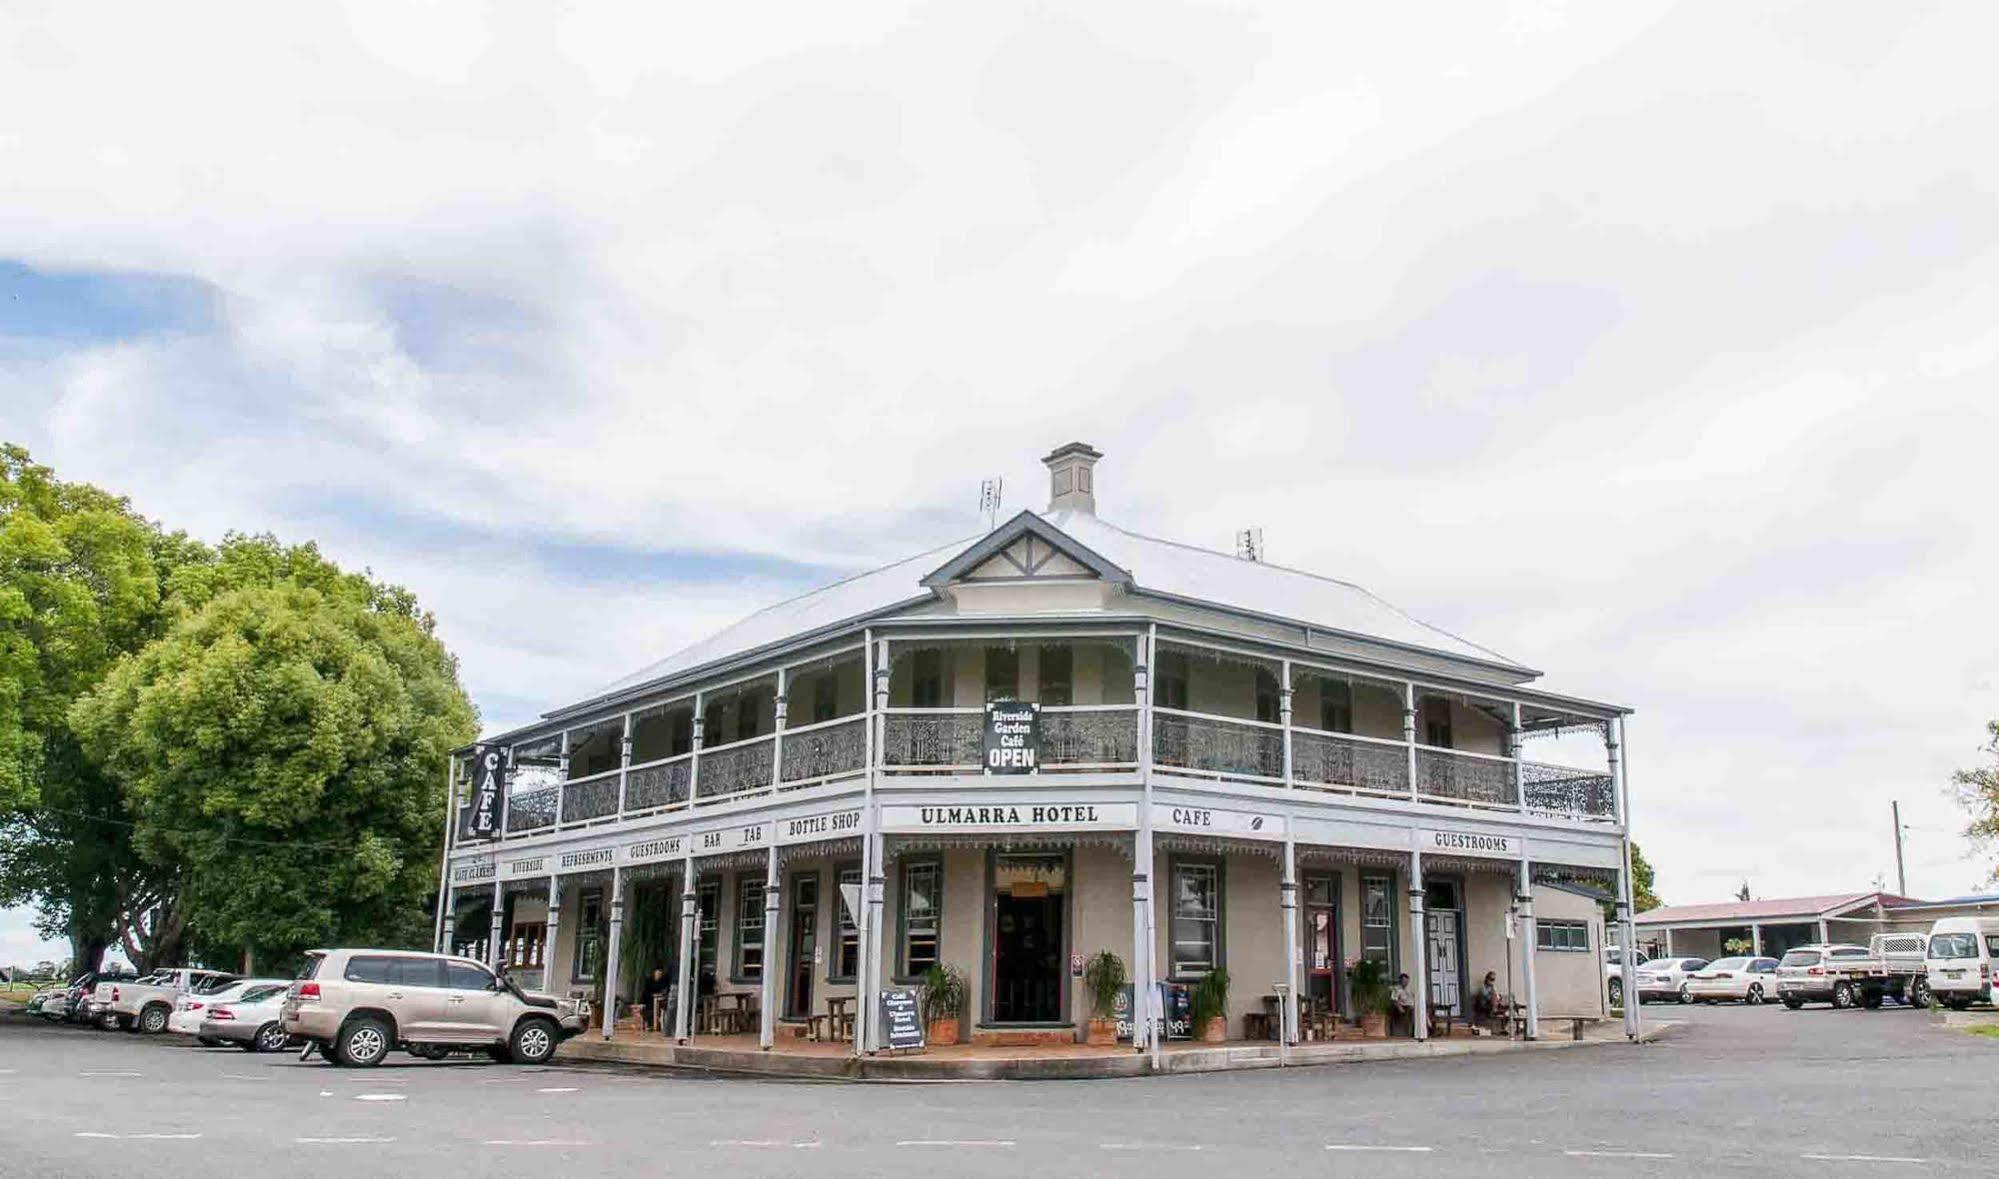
xmin=641 ymin=967 xmax=673 ymax=1030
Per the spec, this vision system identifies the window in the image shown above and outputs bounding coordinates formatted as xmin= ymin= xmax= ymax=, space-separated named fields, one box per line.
xmin=1987 ymin=935 xmax=1999 ymax=957
xmin=630 ymin=703 xmax=694 ymax=762
xmin=505 ymin=921 xmax=547 ymax=970
xmin=985 ymin=646 xmax=1019 ymax=703
xmin=573 ymin=889 xmax=605 ymax=981
xmin=1156 ymin=650 xmax=1189 ymax=711
xmin=389 ymin=957 xmax=442 ymax=988
xmin=444 ymin=961 xmax=495 ymax=991
xmin=1254 ymin=668 xmax=1281 ymax=725
xmin=1037 ymin=645 xmax=1073 ymax=707
xmin=811 ymin=674 xmax=838 ymax=723
xmin=899 ymin=860 xmax=941 ymax=978
xmin=1752 ymin=958 xmax=1779 ymax=973
xmin=734 ymin=876 xmax=765 ymax=981
xmin=1170 ymin=859 xmax=1223 ymax=978
xmin=1320 ymin=679 xmax=1353 ymax=733
xmin=1929 ymin=933 xmax=1977 ymax=959
xmin=1420 ymin=696 xmax=1453 ymax=748
xmin=343 ymin=956 xmax=395 ymax=984
xmin=910 ymin=649 xmax=946 ymax=708
xmin=833 ymin=865 xmax=861 ymax=980
xmin=697 ymin=881 xmax=720 ymax=983
xmin=1361 ymin=874 xmax=1395 ymax=966
xmin=1536 ymin=920 xmax=1589 ymax=952
xmin=1780 ymin=949 xmax=1821 ymax=968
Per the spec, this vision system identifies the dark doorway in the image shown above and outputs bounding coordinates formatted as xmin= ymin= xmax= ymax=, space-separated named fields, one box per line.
xmin=991 ymin=854 xmax=1066 ymax=1023
xmin=786 ymin=874 xmax=817 ymax=1019
xmin=1303 ymin=872 xmax=1341 ymax=1015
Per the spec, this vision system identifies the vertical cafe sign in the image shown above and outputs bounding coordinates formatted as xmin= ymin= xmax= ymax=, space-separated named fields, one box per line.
xmin=458 ymin=744 xmax=506 ymax=843
xmin=983 ymin=700 xmax=1040 ymax=774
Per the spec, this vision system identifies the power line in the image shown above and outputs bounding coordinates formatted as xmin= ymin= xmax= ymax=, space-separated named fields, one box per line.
xmin=13 ymin=804 xmax=402 ymax=855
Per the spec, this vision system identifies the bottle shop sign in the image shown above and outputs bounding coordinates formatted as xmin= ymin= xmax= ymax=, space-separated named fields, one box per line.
xmin=983 ymin=700 xmax=1040 ymax=774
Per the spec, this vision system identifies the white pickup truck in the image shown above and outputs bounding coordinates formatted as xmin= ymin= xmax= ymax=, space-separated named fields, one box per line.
xmin=95 ymin=967 xmax=241 ymax=1033
xmin=1775 ymin=933 xmax=1929 ymax=1010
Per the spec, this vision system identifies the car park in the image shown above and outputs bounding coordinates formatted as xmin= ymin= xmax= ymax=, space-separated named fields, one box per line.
xmin=97 ymin=967 xmax=241 ymax=1033
xmin=197 ymin=983 xmax=295 ymax=1053
xmin=62 ymin=969 xmax=143 ymax=1024
xmin=1685 ymin=956 xmax=1782 ymax=1004
xmin=1633 ymin=956 xmax=1709 ymax=1003
xmin=169 ymin=978 xmax=290 ymax=1041
xmin=282 ymin=948 xmax=585 ymax=1068
xmin=1924 ymin=916 xmax=1999 ymax=1010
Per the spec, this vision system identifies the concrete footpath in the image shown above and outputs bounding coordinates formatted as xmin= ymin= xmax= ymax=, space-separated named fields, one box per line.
xmin=558 ymin=1020 xmax=1674 ymax=1081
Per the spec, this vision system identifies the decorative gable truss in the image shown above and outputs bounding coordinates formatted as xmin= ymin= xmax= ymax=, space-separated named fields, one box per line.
xmin=921 ymin=510 xmax=1132 ymax=589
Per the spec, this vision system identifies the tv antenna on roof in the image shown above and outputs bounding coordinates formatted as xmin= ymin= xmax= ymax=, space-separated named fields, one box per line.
xmin=979 ymin=477 xmax=1004 ymax=531
xmin=1236 ymin=527 xmax=1264 ymax=563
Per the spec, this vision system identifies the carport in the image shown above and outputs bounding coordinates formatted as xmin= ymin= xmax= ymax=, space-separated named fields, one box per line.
xmin=1634 ymin=892 xmax=1918 ymax=960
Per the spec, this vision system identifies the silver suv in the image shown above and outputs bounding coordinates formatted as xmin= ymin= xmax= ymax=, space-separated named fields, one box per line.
xmin=281 ymin=949 xmax=585 ymax=1067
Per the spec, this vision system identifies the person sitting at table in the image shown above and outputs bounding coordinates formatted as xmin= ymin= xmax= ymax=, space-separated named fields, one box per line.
xmin=1387 ymin=973 xmax=1417 ymax=1037
xmin=641 ymin=966 xmax=673 ymax=1030
xmin=1471 ymin=971 xmax=1509 ymax=1029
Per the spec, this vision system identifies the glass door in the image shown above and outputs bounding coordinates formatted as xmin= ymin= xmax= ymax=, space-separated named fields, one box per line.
xmin=1303 ymin=873 xmax=1340 ymax=1014
xmin=991 ymin=854 xmax=1067 ymax=1023
xmin=786 ymin=874 xmax=817 ymax=1019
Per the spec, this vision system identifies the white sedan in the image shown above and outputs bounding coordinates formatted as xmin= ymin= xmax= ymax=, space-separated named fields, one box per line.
xmin=197 ymin=983 xmax=296 ymax=1052
xmin=169 ymin=978 xmax=290 ymax=1042
xmin=1685 ymin=956 xmax=1782 ymax=1004
xmin=1633 ymin=956 xmax=1711 ymax=1003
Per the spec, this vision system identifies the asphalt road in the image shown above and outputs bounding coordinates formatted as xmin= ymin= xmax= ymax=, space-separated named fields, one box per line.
xmin=3 ymin=1000 xmax=1993 ymax=1177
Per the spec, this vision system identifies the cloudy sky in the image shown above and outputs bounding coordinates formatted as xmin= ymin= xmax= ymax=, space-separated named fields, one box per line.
xmin=4 ymin=3 xmax=1996 ymax=965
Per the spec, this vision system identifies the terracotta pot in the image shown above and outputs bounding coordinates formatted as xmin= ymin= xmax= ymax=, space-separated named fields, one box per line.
xmin=927 ymin=1017 xmax=960 ymax=1046
xmin=1199 ymin=1016 xmax=1227 ymax=1044
xmin=1359 ymin=1012 xmax=1387 ymax=1038
xmin=1084 ymin=1017 xmax=1118 ymax=1047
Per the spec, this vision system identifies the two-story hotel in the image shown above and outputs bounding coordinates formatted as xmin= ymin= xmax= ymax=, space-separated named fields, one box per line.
xmin=437 ymin=443 xmax=1640 ymax=1054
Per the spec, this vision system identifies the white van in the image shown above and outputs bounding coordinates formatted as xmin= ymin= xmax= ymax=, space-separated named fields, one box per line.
xmin=1923 ymin=917 xmax=1999 ymax=1009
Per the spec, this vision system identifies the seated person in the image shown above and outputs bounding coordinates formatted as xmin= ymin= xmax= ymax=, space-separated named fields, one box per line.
xmin=641 ymin=967 xmax=673 ymax=1030
xmin=1387 ymin=973 xmax=1416 ymax=1036
xmin=1471 ymin=971 xmax=1510 ymax=1028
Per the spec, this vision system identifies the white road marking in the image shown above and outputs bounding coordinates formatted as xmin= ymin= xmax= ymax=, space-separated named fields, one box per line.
xmin=296 ymin=1137 xmax=397 ymax=1145
xmin=1326 ymin=1144 xmax=1435 ymax=1152
xmin=74 ymin=1132 xmax=201 ymax=1140
xmin=78 ymin=1071 xmax=142 ymax=1077
xmin=353 ymin=1093 xmax=407 ymax=1102
xmin=897 ymin=1140 xmax=1016 ymax=1148
xmin=318 ymin=1090 xmax=334 ymax=1097
xmin=535 ymin=1086 xmax=580 ymax=1093
xmin=1801 ymin=1156 xmax=1927 ymax=1165
xmin=482 ymin=1139 xmax=592 ymax=1147
xmin=1567 ymin=1150 xmax=1675 ymax=1159
xmin=220 ymin=1074 xmax=269 ymax=1080
xmin=1101 ymin=1143 xmax=1204 ymax=1151
xmin=711 ymin=1140 xmax=821 ymax=1148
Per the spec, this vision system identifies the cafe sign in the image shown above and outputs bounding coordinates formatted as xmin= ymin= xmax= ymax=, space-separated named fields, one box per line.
xmin=880 ymin=801 xmax=1138 ymax=833
xmin=457 ymin=744 xmax=505 ymax=844
xmin=1418 ymin=828 xmax=1518 ymax=859
xmin=982 ymin=700 xmax=1040 ymax=774
xmin=1151 ymin=804 xmax=1284 ymax=841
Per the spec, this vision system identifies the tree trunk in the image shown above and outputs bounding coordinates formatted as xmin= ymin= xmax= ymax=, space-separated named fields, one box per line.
xmin=69 ymin=931 xmax=109 ymax=977
xmin=242 ymin=946 xmax=255 ymax=975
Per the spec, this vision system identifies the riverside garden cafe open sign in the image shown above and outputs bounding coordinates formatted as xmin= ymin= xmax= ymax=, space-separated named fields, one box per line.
xmin=983 ymin=700 xmax=1040 ymax=774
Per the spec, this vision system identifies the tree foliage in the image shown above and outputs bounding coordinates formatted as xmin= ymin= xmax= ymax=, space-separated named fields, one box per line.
xmin=73 ymin=566 xmax=476 ymax=968
xmin=1630 ymin=841 xmax=1662 ymax=913
xmin=1954 ymin=720 xmax=1999 ymax=883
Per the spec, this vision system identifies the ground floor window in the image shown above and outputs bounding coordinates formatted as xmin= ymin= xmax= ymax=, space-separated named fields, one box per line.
xmin=734 ymin=876 xmax=765 ymax=981
xmin=697 ymin=881 xmax=720 ymax=985
xmin=1169 ymin=858 xmax=1222 ymax=979
xmin=1537 ymin=920 xmax=1589 ymax=952
xmin=573 ymin=889 xmax=605 ymax=981
xmin=833 ymin=864 xmax=861 ymax=980
xmin=1360 ymin=874 xmax=1395 ymax=968
xmin=899 ymin=859 xmax=941 ymax=979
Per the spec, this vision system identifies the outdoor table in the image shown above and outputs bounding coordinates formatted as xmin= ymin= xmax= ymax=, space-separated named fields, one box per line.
xmin=826 ymin=996 xmax=854 ymax=1041
xmin=1428 ymin=1001 xmax=1456 ymax=1038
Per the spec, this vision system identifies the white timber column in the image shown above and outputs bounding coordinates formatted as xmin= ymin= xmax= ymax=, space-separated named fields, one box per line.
xmin=544 ymin=874 xmax=563 ymax=995
xmin=674 ymin=853 xmax=698 ymax=1043
xmin=1517 ymin=859 xmax=1539 ymax=1040
xmin=600 ymin=866 xmax=625 ymax=1041
xmin=1752 ymin=924 xmax=1763 ymax=956
xmin=1279 ymin=660 xmax=1294 ymax=788
xmin=1816 ymin=919 xmax=1829 ymax=945
xmin=759 ymin=845 xmax=780 ymax=1050
xmin=487 ymin=880 xmax=506 ymax=971
xmin=853 ymin=631 xmax=878 ymax=1056
xmin=861 ymin=638 xmax=890 ymax=1053
xmin=1143 ymin=625 xmax=1163 ymax=1069
xmin=866 ymin=830 xmax=887 ymax=1054
xmin=616 ymin=713 xmax=634 ymax=816
xmin=555 ymin=730 xmax=570 ymax=827
xmin=1280 ymin=829 xmax=1300 ymax=1045
xmin=1510 ymin=703 xmax=1527 ymax=815
xmin=1610 ymin=716 xmax=1640 ymax=1040
xmin=1409 ymin=847 xmax=1428 ymax=1042
xmin=1130 ymin=634 xmax=1153 ymax=1053
xmin=1402 ymin=683 xmax=1419 ymax=801
xmin=432 ymin=758 xmax=458 ymax=952
xmin=439 ymin=887 xmax=456 ymax=956
xmin=1665 ymin=928 xmax=1676 ymax=956
xmin=771 ymin=668 xmax=788 ymax=792
xmin=497 ymin=746 xmax=514 ymax=841
xmin=688 ymin=696 xmax=705 ymax=807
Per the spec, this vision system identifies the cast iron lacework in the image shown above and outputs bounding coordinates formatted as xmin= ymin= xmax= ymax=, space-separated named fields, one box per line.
xmin=779 ymin=716 xmax=867 ymax=785
xmin=1415 ymin=748 xmax=1517 ymax=807
xmin=561 ymin=774 xmax=619 ymax=823
xmin=624 ymin=759 xmax=691 ymax=810
xmin=1521 ymin=762 xmax=1618 ymax=822
xmin=1039 ymin=709 xmax=1137 ymax=766
xmin=506 ymin=786 xmax=559 ymax=834
xmin=881 ymin=713 xmax=981 ymax=768
xmin=1292 ymin=729 xmax=1411 ymax=793
xmin=1152 ymin=713 xmax=1283 ymax=779
xmin=697 ymin=737 xmax=775 ymax=798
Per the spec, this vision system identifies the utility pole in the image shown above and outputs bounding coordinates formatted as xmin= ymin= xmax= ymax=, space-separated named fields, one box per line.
xmin=1892 ymin=800 xmax=1907 ymax=896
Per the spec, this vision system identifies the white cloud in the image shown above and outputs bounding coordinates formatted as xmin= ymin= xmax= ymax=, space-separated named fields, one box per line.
xmin=3 ymin=2 xmax=1998 ymax=907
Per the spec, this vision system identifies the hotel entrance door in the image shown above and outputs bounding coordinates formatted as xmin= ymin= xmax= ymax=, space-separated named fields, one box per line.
xmin=991 ymin=854 xmax=1067 ymax=1023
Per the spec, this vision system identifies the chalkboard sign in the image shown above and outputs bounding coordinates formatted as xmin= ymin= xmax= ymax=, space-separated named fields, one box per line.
xmin=1113 ymin=981 xmax=1193 ymax=1042
xmin=879 ymin=987 xmax=925 ymax=1051
xmin=982 ymin=700 xmax=1040 ymax=774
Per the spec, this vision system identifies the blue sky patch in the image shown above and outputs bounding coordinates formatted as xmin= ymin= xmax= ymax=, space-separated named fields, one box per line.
xmin=1 ymin=259 xmax=222 ymax=342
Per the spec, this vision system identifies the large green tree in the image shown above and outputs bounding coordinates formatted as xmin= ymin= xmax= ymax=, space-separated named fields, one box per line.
xmin=1955 ymin=719 xmax=1999 ymax=882
xmin=72 ymin=560 xmax=476 ymax=971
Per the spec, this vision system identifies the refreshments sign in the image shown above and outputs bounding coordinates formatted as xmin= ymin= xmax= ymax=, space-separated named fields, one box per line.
xmin=982 ymin=700 xmax=1040 ymax=774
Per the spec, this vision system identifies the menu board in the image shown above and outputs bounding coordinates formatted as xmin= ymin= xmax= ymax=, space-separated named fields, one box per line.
xmin=879 ymin=987 xmax=925 ymax=1051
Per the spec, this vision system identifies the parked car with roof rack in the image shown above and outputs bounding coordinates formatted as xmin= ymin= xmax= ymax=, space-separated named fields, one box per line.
xmin=1685 ymin=956 xmax=1782 ymax=1004
xmin=282 ymin=949 xmax=585 ymax=1067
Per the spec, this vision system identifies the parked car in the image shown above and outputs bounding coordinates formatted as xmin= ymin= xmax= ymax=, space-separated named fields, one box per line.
xmin=1633 ymin=956 xmax=1710 ymax=1003
xmin=197 ymin=983 xmax=296 ymax=1053
xmin=97 ymin=967 xmax=240 ymax=1033
xmin=64 ymin=969 xmax=143 ymax=1024
xmin=1685 ymin=956 xmax=1782 ymax=1004
xmin=1924 ymin=916 xmax=1999 ymax=1010
xmin=282 ymin=949 xmax=585 ymax=1068
xmin=1774 ymin=944 xmax=1873 ymax=1008
xmin=1604 ymin=946 xmax=1650 ymax=1007
xmin=170 ymin=978 xmax=290 ymax=1041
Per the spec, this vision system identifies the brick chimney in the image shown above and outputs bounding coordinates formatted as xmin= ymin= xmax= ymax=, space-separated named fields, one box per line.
xmin=1043 ymin=442 xmax=1102 ymax=514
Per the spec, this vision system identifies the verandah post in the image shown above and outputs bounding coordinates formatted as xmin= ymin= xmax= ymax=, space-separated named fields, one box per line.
xmin=760 ymin=843 xmax=780 ymax=1050
xmin=601 ymin=865 xmax=624 ymax=1041
xmin=1280 ymin=828 xmax=1299 ymax=1046
xmin=1408 ymin=846 xmax=1428 ymax=1042
xmin=1517 ymin=858 xmax=1538 ymax=1040
xmin=674 ymin=853 xmax=697 ymax=1043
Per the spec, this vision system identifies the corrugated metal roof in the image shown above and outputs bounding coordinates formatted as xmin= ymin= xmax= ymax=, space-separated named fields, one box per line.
xmin=578 ymin=509 xmax=1530 ymax=711
xmin=1636 ymin=892 xmax=1920 ymax=925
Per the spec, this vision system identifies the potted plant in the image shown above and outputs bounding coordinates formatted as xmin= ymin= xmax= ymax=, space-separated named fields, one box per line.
xmin=1082 ymin=951 xmax=1127 ymax=1046
xmin=1190 ymin=967 xmax=1230 ymax=1043
xmin=921 ymin=963 xmax=967 ymax=1046
xmin=1347 ymin=957 xmax=1391 ymax=1037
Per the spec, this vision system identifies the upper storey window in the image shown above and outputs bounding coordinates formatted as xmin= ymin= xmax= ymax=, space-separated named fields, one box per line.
xmin=1420 ymin=696 xmax=1453 ymax=748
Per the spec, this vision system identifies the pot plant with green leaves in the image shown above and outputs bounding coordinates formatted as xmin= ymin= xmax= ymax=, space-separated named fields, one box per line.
xmin=1081 ymin=951 xmax=1127 ymax=1046
xmin=1190 ymin=967 xmax=1230 ymax=1043
xmin=921 ymin=963 xmax=968 ymax=1046
xmin=1347 ymin=957 xmax=1392 ymax=1037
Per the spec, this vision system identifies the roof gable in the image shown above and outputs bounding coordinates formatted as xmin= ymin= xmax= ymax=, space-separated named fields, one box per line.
xmin=922 ymin=510 xmax=1132 ymax=589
